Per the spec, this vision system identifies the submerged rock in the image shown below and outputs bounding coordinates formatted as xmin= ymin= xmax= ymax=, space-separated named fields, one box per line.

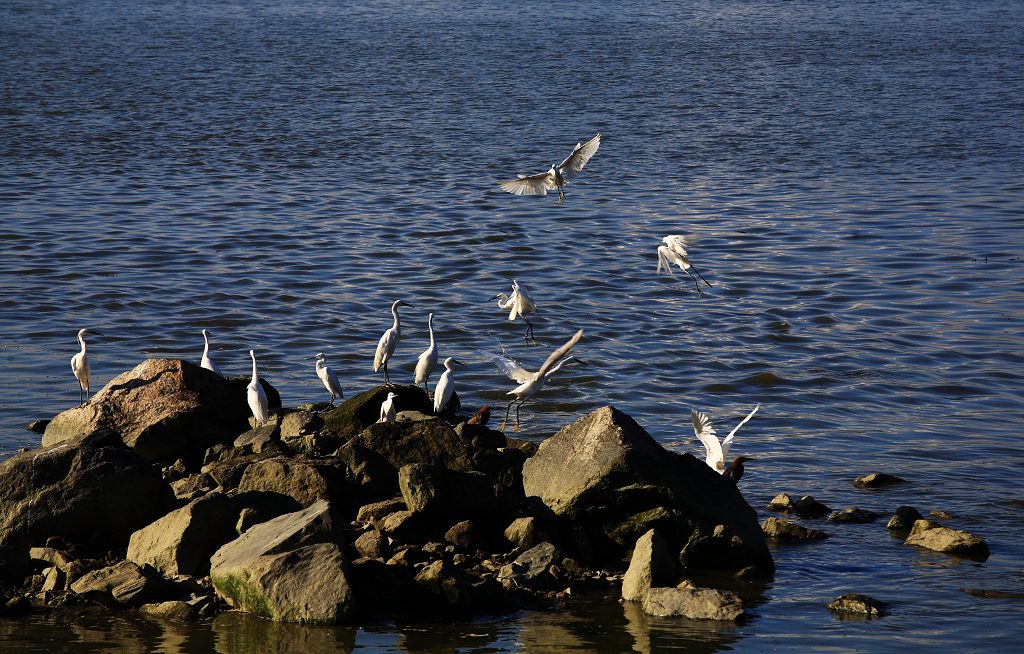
xmin=827 ymin=593 xmax=888 ymax=617
xmin=904 ymin=519 xmax=989 ymax=560
xmin=621 ymin=529 xmax=676 ymax=602
xmin=886 ymin=506 xmax=923 ymax=531
xmin=70 ymin=560 xmax=163 ymax=607
xmin=853 ymin=473 xmax=906 ymax=489
xmin=766 ymin=493 xmax=831 ymax=518
xmin=761 ymin=517 xmax=829 ymax=541
xmin=642 ymin=582 xmax=744 ymax=621
xmin=827 ymin=508 xmax=881 ymax=524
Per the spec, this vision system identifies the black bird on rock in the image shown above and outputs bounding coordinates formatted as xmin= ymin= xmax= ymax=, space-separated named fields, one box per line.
xmin=722 ymin=456 xmax=755 ymax=483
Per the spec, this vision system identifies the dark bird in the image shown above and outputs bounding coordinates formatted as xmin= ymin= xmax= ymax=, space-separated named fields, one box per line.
xmin=499 ymin=134 xmax=601 ymax=202
xmin=466 ymin=405 xmax=491 ymax=426
xmin=722 ymin=456 xmax=756 ymax=483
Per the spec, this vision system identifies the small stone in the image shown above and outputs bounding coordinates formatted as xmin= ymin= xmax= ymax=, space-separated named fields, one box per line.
xmin=767 ymin=493 xmax=831 ymax=518
xmin=356 ymin=498 xmax=407 ymax=525
xmin=26 ymin=420 xmax=50 ymax=434
xmin=905 ymin=519 xmax=989 ymax=560
xmin=162 ymin=459 xmax=190 ymax=482
xmin=504 ymin=517 xmax=542 ymax=549
xmin=140 ymin=600 xmax=194 ymax=621
xmin=354 ymin=529 xmax=389 ymax=560
xmin=853 ymin=473 xmax=906 ymax=489
xmin=761 ymin=517 xmax=828 ymax=541
xmin=236 ymin=508 xmax=260 ymax=534
xmin=828 ymin=593 xmax=888 ymax=617
xmin=886 ymin=506 xmax=923 ymax=531
xmin=930 ymin=510 xmax=953 ymax=520
xmin=444 ymin=520 xmax=479 ymax=550
xmin=827 ymin=508 xmax=881 ymax=524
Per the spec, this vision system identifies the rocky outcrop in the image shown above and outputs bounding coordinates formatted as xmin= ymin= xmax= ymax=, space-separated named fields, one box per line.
xmin=827 ymin=508 xmax=881 ymax=524
xmin=235 ymin=457 xmax=347 ymax=508
xmin=761 ymin=517 xmax=829 ymax=541
xmin=853 ymin=473 xmax=906 ymax=489
xmin=827 ymin=593 xmax=888 ymax=617
xmin=42 ymin=359 xmax=280 ymax=462
xmin=904 ymin=520 xmax=989 ymax=560
xmin=70 ymin=561 xmax=163 ymax=607
xmin=642 ymin=582 xmax=744 ymax=621
xmin=622 ymin=529 xmax=675 ymax=602
xmin=766 ymin=493 xmax=831 ymax=518
xmin=398 ymin=464 xmax=495 ymax=519
xmin=323 ymin=385 xmax=434 ymax=440
xmin=521 ymin=406 xmax=773 ymax=574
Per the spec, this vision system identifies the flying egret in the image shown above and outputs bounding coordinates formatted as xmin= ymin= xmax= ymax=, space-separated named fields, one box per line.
xmin=308 ymin=352 xmax=344 ymax=405
xmin=380 ymin=391 xmax=398 ymax=424
xmin=691 ymin=405 xmax=760 ymax=472
xmin=247 ymin=350 xmax=269 ymax=426
xmin=491 ymin=329 xmax=585 ymax=431
xmin=499 ymin=133 xmax=601 ymax=202
xmin=414 ymin=312 xmax=439 ymax=392
xmin=657 ymin=235 xmax=713 ymax=297
xmin=70 ymin=328 xmax=92 ymax=405
xmin=373 ymin=300 xmax=413 ymax=386
xmin=723 ymin=455 xmax=756 ymax=483
xmin=433 ymin=357 xmax=466 ymax=414
xmin=490 ymin=279 xmax=538 ymax=343
xmin=200 ymin=329 xmax=222 ymax=376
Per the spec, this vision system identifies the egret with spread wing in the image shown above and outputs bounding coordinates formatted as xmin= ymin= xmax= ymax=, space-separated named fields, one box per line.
xmin=489 ymin=279 xmax=538 ymax=343
xmin=499 ymin=134 xmax=601 ymax=202
xmin=657 ymin=235 xmax=713 ymax=297
xmin=492 ymin=329 xmax=585 ymax=431
xmin=692 ymin=405 xmax=759 ymax=472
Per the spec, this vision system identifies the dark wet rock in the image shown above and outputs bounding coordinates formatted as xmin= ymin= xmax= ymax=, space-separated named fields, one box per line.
xmin=963 ymin=588 xmax=1024 ymax=600
xmin=887 ymin=506 xmax=924 ymax=531
xmin=42 ymin=359 xmax=280 ymax=462
xmin=503 ymin=436 xmax=539 ymax=458
xmin=347 ymin=558 xmax=435 ymax=618
xmin=356 ymin=497 xmax=407 ymax=525
xmin=27 ymin=420 xmax=50 ymax=434
xmin=354 ymin=529 xmax=389 ymax=560
xmin=642 ymin=581 xmax=744 ymax=621
xmin=0 ymin=431 xmax=163 ymax=580
xmin=233 ymin=425 xmax=282 ymax=454
xmin=853 ymin=473 xmax=906 ymax=489
xmin=622 ymin=529 xmax=676 ymax=602
xmin=236 ymin=456 xmax=346 ymax=508
xmin=398 ymin=463 xmax=495 ymax=519
xmin=766 ymin=493 xmax=832 ymax=518
xmin=2 ymin=594 xmax=32 ymax=616
xmin=70 ymin=560 xmax=163 ymax=607
xmin=905 ymin=519 xmax=989 ymax=560
xmin=444 ymin=520 xmax=479 ymax=550
xmin=414 ymin=559 xmax=469 ymax=609
xmin=347 ymin=418 xmax=478 ymax=474
xmin=827 ymin=508 xmax=881 ymax=524
xmin=323 ymin=385 xmax=434 ymax=440
xmin=761 ymin=517 xmax=829 ymax=541
xmin=521 ymin=406 xmax=772 ymax=574
xmin=210 ymin=500 xmax=354 ymax=623
xmin=499 ymin=542 xmax=560 ymax=590
xmin=140 ymin=599 xmax=194 ymax=621
xmin=278 ymin=410 xmax=325 ymax=439
xmin=827 ymin=593 xmax=888 ymax=617
xmin=930 ymin=510 xmax=953 ymax=520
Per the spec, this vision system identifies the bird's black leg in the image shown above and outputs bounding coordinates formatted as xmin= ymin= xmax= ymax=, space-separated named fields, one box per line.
xmin=690 ymin=263 xmax=713 ymax=288
xmin=514 ymin=400 xmax=523 ymax=431
xmin=79 ymin=387 xmax=84 ymax=406
xmin=685 ymin=269 xmax=705 ymax=298
xmin=383 ymin=362 xmax=391 ymax=386
xmin=523 ymin=317 xmax=536 ymax=345
xmin=500 ymin=399 xmax=516 ymax=431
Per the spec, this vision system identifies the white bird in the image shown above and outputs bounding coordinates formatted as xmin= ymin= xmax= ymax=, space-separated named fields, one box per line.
xmin=492 ymin=329 xmax=585 ymax=431
xmin=414 ymin=312 xmax=439 ymax=392
xmin=489 ymin=279 xmax=538 ymax=343
xmin=433 ymin=356 xmax=466 ymax=414
xmin=691 ymin=405 xmax=760 ymax=472
xmin=200 ymin=329 xmax=222 ymax=376
xmin=70 ymin=328 xmax=91 ymax=405
xmin=247 ymin=349 xmax=269 ymax=426
xmin=374 ymin=299 xmax=413 ymax=385
xmin=499 ymin=133 xmax=601 ymax=202
xmin=308 ymin=352 xmax=343 ymax=405
xmin=657 ymin=234 xmax=713 ymax=297
xmin=380 ymin=391 xmax=398 ymax=424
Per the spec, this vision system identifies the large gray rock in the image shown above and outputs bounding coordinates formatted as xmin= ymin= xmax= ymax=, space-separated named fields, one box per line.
xmin=210 ymin=500 xmax=354 ymax=623
xmin=642 ymin=582 xmax=744 ymax=621
xmin=42 ymin=359 xmax=280 ymax=462
xmin=853 ymin=473 xmax=905 ymax=489
xmin=70 ymin=560 xmax=162 ymax=607
xmin=0 ymin=431 xmax=163 ymax=579
xmin=761 ymin=517 xmax=829 ymax=541
xmin=622 ymin=529 xmax=676 ymax=602
xmin=235 ymin=457 xmax=346 ymax=507
xmin=904 ymin=519 xmax=989 ymax=560
xmin=521 ymin=406 xmax=773 ymax=574
xmin=398 ymin=464 xmax=495 ymax=518
xmin=498 ymin=542 xmax=559 ymax=590
xmin=322 ymin=385 xmax=435 ymax=440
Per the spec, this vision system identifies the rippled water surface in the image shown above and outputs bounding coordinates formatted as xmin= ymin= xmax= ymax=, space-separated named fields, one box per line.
xmin=2 ymin=0 xmax=1024 ymax=651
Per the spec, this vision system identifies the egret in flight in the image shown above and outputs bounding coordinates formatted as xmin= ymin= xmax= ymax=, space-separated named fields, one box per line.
xmin=722 ymin=455 xmax=756 ymax=483
xmin=691 ymin=405 xmax=759 ymax=472
xmin=380 ymin=391 xmax=398 ymax=424
xmin=657 ymin=235 xmax=713 ymax=297
xmin=492 ymin=329 xmax=585 ymax=431
xmin=433 ymin=357 xmax=466 ymax=414
xmin=374 ymin=299 xmax=413 ymax=385
xmin=414 ymin=312 xmax=439 ymax=392
xmin=308 ymin=352 xmax=344 ymax=405
xmin=200 ymin=329 xmax=222 ymax=376
xmin=499 ymin=133 xmax=601 ymax=202
xmin=247 ymin=350 xmax=269 ymax=426
xmin=71 ymin=328 xmax=92 ymax=405
xmin=490 ymin=279 xmax=538 ymax=343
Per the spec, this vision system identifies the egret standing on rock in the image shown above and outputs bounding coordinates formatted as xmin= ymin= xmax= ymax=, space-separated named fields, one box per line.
xmin=374 ymin=300 xmax=413 ymax=385
xmin=433 ymin=357 xmax=466 ymax=414
xmin=414 ymin=312 xmax=439 ymax=392
xmin=499 ymin=134 xmax=601 ymax=202
xmin=380 ymin=391 xmax=398 ymax=424
xmin=492 ymin=329 xmax=585 ymax=431
xmin=247 ymin=350 xmax=269 ymax=426
xmin=200 ymin=329 xmax=222 ymax=376
xmin=71 ymin=328 xmax=92 ymax=405
xmin=657 ymin=234 xmax=713 ymax=297
xmin=691 ymin=405 xmax=759 ymax=472
xmin=309 ymin=352 xmax=344 ymax=405
xmin=490 ymin=279 xmax=538 ymax=343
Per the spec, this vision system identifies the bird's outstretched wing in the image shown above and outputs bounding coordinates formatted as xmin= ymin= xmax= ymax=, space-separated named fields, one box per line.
xmin=512 ymin=280 xmax=538 ymax=314
xmin=558 ymin=134 xmax=601 ymax=179
xmin=487 ymin=349 xmax=532 ymax=383
xmin=656 ymin=245 xmax=675 ymax=275
xmin=662 ymin=234 xmax=689 ymax=257
xmin=691 ymin=409 xmax=722 ymax=467
xmin=537 ymin=329 xmax=584 ymax=377
xmin=499 ymin=170 xmax=555 ymax=196
xmin=723 ymin=404 xmax=759 ymax=445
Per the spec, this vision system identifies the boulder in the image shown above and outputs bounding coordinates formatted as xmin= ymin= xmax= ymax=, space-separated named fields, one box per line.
xmin=886 ymin=506 xmax=923 ymax=531
xmin=398 ymin=464 xmax=495 ymax=519
xmin=853 ymin=473 xmax=906 ymax=489
xmin=522 ymin=406 xmax=772 ymax=574
xmin=171 ymin=474 xmax=214 ymax=502
xmin=378 ymin=510 xmax=425 ymax=544
xmin=444 ymin=520 xmax=480 ymax=550
xmin=827 ymin=593 xmax=888 ymax=617
xmin=827 ymin=508 xmax=881 ymax=524
xmin=504 ymin=517 xmax=545 ymax=549
xmin=0 ymin=432 xmax=163 ymax=579
xmin=210 ymin=500 xmax=354 ymax=623
xmin=622 ymin=529 xmax=676 ymax=602
xmin=766 ymin=493 xmax=831 ymax=518
xmin=347 ymin=418 xmax=478 ymax=474
xmin=323 ymin=385 xmax=434 ymax=440
xmin=126 ymin=492 xmax=234 ymax=577
xmin=356 ymin=498 xmax=407 ymax=525
xmin=233 ymin=425 xmax=282 ymax=454
xmin=904 ymin=519 xmax=989 ymax=560
xmin=70 ymin=560 xmax=163 ymax=607
xmin=354 ymin=529 xmax=389 ymax=560
xmin=279 ymin=410 xmax=325 ymax=439
xmin=140 ymin=600 xmax=194 ymax=621
xmin=236 ymin=457 xmax=346 ymax=508
xmin=761 ymin=517 xmax=829 ymax=541
xmin=498 ymin=541 xmax=560 ymax=590
xmin=642 ymin=582 xmax=744 ymax=621
xmin=42 ymin=359 xmax=280 ymax=462
xmin=414 ymin=560 xmax=469 ymax=609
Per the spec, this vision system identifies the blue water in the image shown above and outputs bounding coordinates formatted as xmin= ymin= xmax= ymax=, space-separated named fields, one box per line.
xmin=2 ymin=0 xmax=1024 ymax=651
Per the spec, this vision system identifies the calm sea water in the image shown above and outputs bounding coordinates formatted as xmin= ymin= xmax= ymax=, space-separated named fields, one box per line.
xmin=2 ymin=0 xmax=1023 ymax=651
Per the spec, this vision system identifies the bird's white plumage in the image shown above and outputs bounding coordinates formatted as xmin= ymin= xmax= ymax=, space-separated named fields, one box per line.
xmin=556 ymin=133 xmax=602 ymax=179
xmin=415 ymin=312 xmax=439 ymax=386
xmin=433 ymin=357 xmax=459 ymax=413
xmin=489 ymin=349 xmax=533 ymax=384
xmin=200 ymin=329 xmax=222 ymax=376
xmin=492 ymin=280 xmax=538 ymax=323
xmin=656 ymin=235 xmax=693 ymax=274
xmin=247 ymin=349 xmax=269 ymax=425
xmin=313 ymin=353 xmax=343 ymax=402
xmin=374 ymin=300 xmax=409 ymax=373
xmin=380 ymin=392 xmax=398 ymax=423
xmin=71 ymin=328 xmax=90 ymax=403
xmin=691 ymin=405 xmax=759 ymax=471
xmin=499 ymin=134 xmax=601 ymax=197
xmin=499 ymin=168 xmax=556 ymax=196
xmin=505 ymin=329 xmax=584 ymax=401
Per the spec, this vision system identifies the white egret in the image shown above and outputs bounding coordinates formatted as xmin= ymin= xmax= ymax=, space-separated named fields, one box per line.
xmin=70 ymin=328 xmax=92 ymax=405
xmin=489 ymin=279 xmax=538 ymax=343
xmin=657 ymin=234 xmax=713 ymax=297
xmin=491 ymin=329 xmax=585 ymax=431
xmin=433 ymin=357 xmax=466 ymax=414
xmin=380 ymin=391 xmax=398 ymax=424
xmin=499 ymin=133 xmax=601 ymax=202
xmin=691 ymin=405 xmax=760 ymax=472
xmin=247 ymin=350 xmax=269 ymax=426
xmin=200 ymin=329 xmax=222 ymax=376
xmin=373 ymin=299 xmax=413 ymax=385
xmin=308 ymin=352 xmax=344 ymax=405
xmin=414 ymin=312 xmax=439 ymax=392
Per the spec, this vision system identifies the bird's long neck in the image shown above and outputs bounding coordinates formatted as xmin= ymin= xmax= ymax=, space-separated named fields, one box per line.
xmin=250 ymin=353 xmax=259 ymax=382
xmin=427 ymin=316 xmax=435 ymax=346
xmin=78 ymin=333 xmax=87 ymax=356
xmin=391 ymin=304 xmax=401 ymax=336
xmin=316 ymin=359 xmax=325 ymax=373
xmin=202 ymin=333 xmax=210 ymax=357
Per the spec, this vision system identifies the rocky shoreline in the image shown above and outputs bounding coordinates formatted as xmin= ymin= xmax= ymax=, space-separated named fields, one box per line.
xmin=0 ymin=358 xmax=988 ymax=625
